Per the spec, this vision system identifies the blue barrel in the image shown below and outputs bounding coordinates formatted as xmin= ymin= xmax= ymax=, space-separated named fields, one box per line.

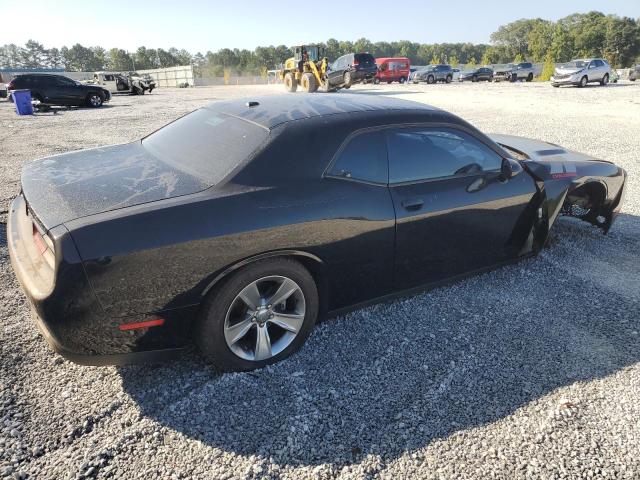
xmin=12 ymin=89 xmax=34 ymax=115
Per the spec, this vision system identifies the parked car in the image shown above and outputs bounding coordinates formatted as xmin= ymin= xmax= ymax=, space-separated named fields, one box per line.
xmin=493 ymin=62 xmax=535 ymax=82
xmin=411 ymin=65 xmax=454 ymax=84
xmin=7 ymin=74 xmax=111 ymax=107
xmin=551 ymin=58 xmax=612 ymax=87
xmin=374 ymin=57 xmax=410 ymax=84
xmin=629 ymin=65 xmax=640 ymax=81
xmin=8 ymin=94 xmax=626 ymax=370
xmin=87 ymin=71 xmax=155 ymax=95
xmin=459 ymin=67 xmax=494 ymax=82
xmin=325 ymin=53 xmax=377 ymax=88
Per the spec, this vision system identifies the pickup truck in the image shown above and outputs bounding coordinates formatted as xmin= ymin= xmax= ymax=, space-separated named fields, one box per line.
xmin=493 ymin=62 xmax=535 ymax=82
xmin=86 ymin=71 xmax=155 ymax=95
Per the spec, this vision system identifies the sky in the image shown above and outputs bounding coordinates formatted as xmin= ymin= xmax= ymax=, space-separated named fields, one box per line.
xmin=1 ymin=0 xmax=637 ymax=52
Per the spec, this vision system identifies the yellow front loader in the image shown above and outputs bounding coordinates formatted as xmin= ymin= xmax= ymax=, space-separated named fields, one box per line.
xmin=277 ymin=45 xmax=330 ymax=93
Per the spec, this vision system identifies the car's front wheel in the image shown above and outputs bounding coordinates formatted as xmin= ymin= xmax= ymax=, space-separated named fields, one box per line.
xmin=373 ymin=77 xmax=380 ymax=84
xmin=196 ymin=258 xmax=319 ymax=371
xmin=579 ymin=75 xmax=588 ymax=88
xmin=427 ymin=75 xmax=435 ymax=84
xmin=86 ymin=92 xmax=103 ymax=107
xmin=399 ymin=76 xmax=406 ymax=84
xmin=600 ymin=73 xmax=609 ymax=86
xmin=343 ymin=71 xmax=353 ymax=87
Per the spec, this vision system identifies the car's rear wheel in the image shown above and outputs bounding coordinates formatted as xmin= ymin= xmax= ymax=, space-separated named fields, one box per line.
xmin=373 ymin=77 xmax=380 ymax=84
xmin=86 ymin=92 xmax=103 ymax=107
xmin=284 ymin=72 xmax=297 ymax=92
xmin=472 ymin=75 xmax=478 ymax=82
xmin=399 ymin=76 xmax=406 ymax=84
xmin=527 ymin=73 xmax=533 ymax=82
xmin=579 ymin=76 xmax=588 ymax=88
xmin=427 ymin=75 xmax=435 ymax=84
xmin=196 ymin=258 xmax=319 ymax=371
xmin=600 ymin=73 xmax=609 ymax=86
xmin=445 ymin=75 xmax=452 ymax=83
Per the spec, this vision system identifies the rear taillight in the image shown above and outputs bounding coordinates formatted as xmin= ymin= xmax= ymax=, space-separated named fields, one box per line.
xmin=352 ymin=61 xmax=359 ymax=67
xmin=31 ymin=222 xmax=55 ymax=268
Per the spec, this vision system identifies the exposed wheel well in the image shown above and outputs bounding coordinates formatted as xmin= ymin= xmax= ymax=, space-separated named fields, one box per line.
xmin=562 ymin=181 xmax=608 ymax=227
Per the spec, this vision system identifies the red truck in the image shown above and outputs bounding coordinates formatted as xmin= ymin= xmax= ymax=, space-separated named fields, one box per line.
xmin=374 ymin=57 xmax=411 ymax=84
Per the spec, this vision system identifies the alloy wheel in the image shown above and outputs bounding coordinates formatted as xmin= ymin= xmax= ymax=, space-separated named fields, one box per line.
xmin=224 ymin=275 xmax=306 ymax=361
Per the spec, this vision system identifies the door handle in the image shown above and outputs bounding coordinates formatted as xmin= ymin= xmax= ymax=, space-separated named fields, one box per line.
xmin=401 ymin=198 xmax=424 ymax=211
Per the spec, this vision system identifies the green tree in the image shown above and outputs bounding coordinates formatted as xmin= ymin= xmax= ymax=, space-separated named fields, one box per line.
xmin=449 ymin=55 xmax=459 ymax=67
xmin=513 ymin=53 xmax=525 ymax=63
xmin=539 ymin=53 xmax=555 ymax=81
xmin=466 ymin=57 xmax=477 ymax=69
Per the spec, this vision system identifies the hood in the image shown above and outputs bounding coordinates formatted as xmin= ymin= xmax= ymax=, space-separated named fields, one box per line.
xmin=489 ymin=134 xmax=602 ymax=163
xmin=21 ymin=142 xmax=207 ymax=230
xmin=554 ymin=66 xmax=584 ymax=76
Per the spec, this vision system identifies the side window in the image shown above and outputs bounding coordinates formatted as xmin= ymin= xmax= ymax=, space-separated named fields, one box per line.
xmin=387 ymin=128 xmax=503 ymax=184
xmin=595 ymin=60 xmax=604 ymax=67
xmin=328 ymin=130 xmax=387 ymax=184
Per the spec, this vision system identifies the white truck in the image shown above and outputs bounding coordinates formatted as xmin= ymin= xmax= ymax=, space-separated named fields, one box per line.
xmin=87 ymin=71 xmax=156 ymax=95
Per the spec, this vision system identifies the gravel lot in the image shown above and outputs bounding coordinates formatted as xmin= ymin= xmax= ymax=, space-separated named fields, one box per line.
xmin=1 ymin=81 xmax=639 ymax=480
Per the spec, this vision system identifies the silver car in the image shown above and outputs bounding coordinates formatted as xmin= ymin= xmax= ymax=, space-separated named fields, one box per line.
xmin=551 ymin=58 xmax=612 ymax=88
xmin=411 ymin=64 xmax=454 ymax=84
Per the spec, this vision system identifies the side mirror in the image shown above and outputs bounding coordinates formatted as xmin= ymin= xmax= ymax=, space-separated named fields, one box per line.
xmin=500 ymin=158 xmax=514 ymax=181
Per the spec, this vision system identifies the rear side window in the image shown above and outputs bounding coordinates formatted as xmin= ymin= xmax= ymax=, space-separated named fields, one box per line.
xmin=142 ymin=108 xmax=269 ymax=185
xmin=355 ymin=53 xmax=375 ymax=65
xmin=328 ymin=130 xmax=387 ymax=184
xmin=387 ymin=128 xmax=503 ymax=183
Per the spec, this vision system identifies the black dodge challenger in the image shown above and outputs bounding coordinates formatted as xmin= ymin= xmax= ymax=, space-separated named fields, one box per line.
xmin=8 ymin=94 xmax=626 ymax=371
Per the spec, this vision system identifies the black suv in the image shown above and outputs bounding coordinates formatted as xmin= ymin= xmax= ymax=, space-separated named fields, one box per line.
xmin=326 ymin=53 xmax=378 ymax=89
xmin=8 ymin=74 xmax=111 ymax=107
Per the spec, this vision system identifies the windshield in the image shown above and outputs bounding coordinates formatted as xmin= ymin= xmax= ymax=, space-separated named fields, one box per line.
xmin=142 ymin=108 xmax=269 ymax=185
xmin=563 ymin=61 xmax=588 ymax=69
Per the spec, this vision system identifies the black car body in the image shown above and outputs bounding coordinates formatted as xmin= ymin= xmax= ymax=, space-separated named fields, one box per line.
xmin=8 ymin=94 xmax=626 ymax=369
xmin=459 ymin=67 xmax=494 ymax=82
xmin=326 ymin=53 xmax=378 ymax=88
xmin=630 ymin=65 xmax=640 ymax=81
xmin=8 ymin=74 xmax=111 ymax=107
xmin=0 ymin=83 xmax=7 ymax=99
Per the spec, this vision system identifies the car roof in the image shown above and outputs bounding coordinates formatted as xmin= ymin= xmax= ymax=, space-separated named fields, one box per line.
xmin=207 ymin=94 xmax=439 ymax=129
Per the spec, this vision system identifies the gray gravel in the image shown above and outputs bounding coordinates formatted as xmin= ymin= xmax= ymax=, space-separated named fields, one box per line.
xmin=1 ymin=82 xmax=639 ymax=479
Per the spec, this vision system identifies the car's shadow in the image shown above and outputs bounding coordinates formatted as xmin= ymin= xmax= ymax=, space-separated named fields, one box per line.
xmin=119 ymin=213 xmax=640 ymax=467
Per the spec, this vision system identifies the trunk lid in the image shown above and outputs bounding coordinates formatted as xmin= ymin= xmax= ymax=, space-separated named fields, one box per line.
xmin=21 ymin=142 xmax=207 ymax=230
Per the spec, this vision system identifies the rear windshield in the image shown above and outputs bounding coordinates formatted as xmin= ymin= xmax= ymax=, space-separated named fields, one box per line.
xmin=355 ymin=53 xmax=375 ymax=65
xmin=142 ymin=108 xmax=269 ymax=185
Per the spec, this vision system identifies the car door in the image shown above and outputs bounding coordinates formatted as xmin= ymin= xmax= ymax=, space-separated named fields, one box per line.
xmin=587 ymin=60 xmax=599 ymax=82
xmin=327 ymin=56 xmax=345 ymax=86
xmin=386 ymin=126 xmax=538 ymax=289
xmin=323 ymin=129 xmax=396 ymax=307
xmin=52 ymin=76 xmax=83 ymax=104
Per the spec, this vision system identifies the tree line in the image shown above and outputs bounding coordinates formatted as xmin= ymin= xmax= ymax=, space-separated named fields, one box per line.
xmin=0 ymin=11 xmax=638 ymax=77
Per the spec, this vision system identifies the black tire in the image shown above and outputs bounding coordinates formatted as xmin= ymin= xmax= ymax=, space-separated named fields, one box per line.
xmin=427 ymin=75 xmax=435 ymax=84
xmin=343 ymin=71 xmax=353 ymax=87
xmin=600 ymin=73 xmax=609 ymax=86
xmin=301 ymin=72 xmax=317 ymax=93
xmin=284 ymin=72 xmax=297 ymax=92
xmin=196 ymin=258 xmax=319 ymax=371
xmin=579 ymin=76 xmax=588 ymax=88
xmin=445 ymin=75 xmax=452 ymax=83
xmin=373 ymin=77 xmax=380 ymax=84
xmin=472 ymin=75 xmax=478 ymax=83
xmin=511 ymin=73 xmax=517 ymax=82
xmin=86 ymin=92 xmax=103 ymax=108
xmin=399 ymin=76 xmax=406 ymax=84
xmin=526 ymin=73 xmax=533 ymax=82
